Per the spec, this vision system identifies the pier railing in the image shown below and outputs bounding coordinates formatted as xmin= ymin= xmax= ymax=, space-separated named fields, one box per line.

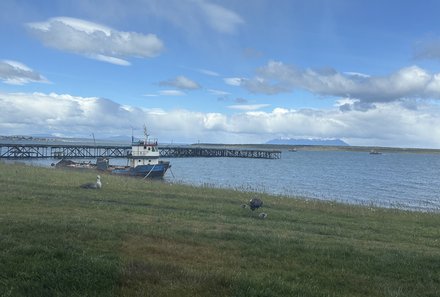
xmin=0 ymin=143 xmax=131 ymax=159
xmin=0 ymin=143 xmax=281 ymax=159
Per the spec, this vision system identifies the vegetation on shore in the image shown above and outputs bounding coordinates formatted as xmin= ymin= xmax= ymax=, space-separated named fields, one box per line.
xmin=1 ymin=162 xmax=439 ymax=297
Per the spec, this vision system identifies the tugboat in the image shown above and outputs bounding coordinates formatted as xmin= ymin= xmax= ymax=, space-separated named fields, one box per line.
xmin=54 ymin=126 xmax=171 ymax=178
xmin=110 ymin=126 xmax=171 ymax=178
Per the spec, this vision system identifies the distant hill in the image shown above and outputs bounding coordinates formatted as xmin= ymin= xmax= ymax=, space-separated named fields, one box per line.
xmin=100 ymin=135 xmax=133 ymax=142
xmin=266 ymin=138 xmax=349 ymax=146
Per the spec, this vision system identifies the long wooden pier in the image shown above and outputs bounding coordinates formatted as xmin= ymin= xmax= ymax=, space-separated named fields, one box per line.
xmin=0 ymin=143 xmax=281 ymax=159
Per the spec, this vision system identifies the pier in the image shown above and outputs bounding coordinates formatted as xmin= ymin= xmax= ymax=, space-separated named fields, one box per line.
xmin=159 ymin=146 xmax=281 ymax=159
xmin=0 ymin=143 xmax=130 ymax=159
xmin=0 ymin=143 xmax=281 ymax=159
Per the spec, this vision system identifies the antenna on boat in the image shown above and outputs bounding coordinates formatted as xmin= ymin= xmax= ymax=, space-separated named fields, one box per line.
xmin=143 ymin=124 xmax=149 ymax=142
xmin=91 ymin=133 xmax=96 ymax=146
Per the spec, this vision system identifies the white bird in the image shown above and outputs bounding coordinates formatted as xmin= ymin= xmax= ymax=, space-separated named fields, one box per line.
xmin=258 ymin=212 xmax=268 ymax=219
xmin=80 ymin=175 xmax=102 ymax=189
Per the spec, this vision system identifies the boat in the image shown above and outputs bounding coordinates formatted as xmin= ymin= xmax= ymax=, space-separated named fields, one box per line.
xmin=369 ymin=149 xmax=382 ymax=155
xmin=106 ymin=126 xmax=170 ymax=178
xmin=54 ymin=126 xmax=171 ymax=178
xmin=54 ymin=159 xmax=96 ymax=170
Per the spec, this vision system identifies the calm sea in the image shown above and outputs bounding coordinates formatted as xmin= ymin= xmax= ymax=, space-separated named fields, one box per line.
xmin=165 ymin=151 xmax=440 ymax=212
xmin=4 ymin=148 xmax=440 ymax=212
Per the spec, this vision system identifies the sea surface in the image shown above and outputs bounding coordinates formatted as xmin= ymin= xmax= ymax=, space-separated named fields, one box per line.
xmin=3 ymin=148 xmax=440 ymax=212
xmin=165 ymin=151 xmax=440 ymax=212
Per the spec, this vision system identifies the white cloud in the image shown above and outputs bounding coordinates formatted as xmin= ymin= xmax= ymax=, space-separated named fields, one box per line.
xmin=2 ymin=91 xmax=440 ymax=148
xmin=344 ymin=71 xmax=371 ymax=78
xmin=92 ymin=54 xmax=131 ymax=66
xmin=224 ymin=77 xmax=243 ymax=86
xmin=196 ymin=0 xmax=244 ymax=34
xmin=0 ymin=60 xmax=49 ymax=85
xmin=227 ymin=104 xmax=270 ymax=111
xmin=26 ymin=17 xmax=164 ymax=65
xmin=197 ymin=68 xmax=220 ymax=76
xmin=20 ymin=1 xmax=243 ymax=36
xmin=242 ymin=61 xmax=440 ymax=103
xmin=208 ymin=89 xmax=230 ymax=96
xmin=158 ymin=90 xmax=186 ymax=96
xmin=159 ymin=76 xmax=201 ymax=90
xmin=144 ymin=0 xmax=244 ymax=35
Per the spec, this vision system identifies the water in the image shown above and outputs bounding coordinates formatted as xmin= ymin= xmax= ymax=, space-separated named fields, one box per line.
xmin=165 ymin=150 xmax=440 ymax=212
xmin=4 ymin=150 xmax=440 ymax=212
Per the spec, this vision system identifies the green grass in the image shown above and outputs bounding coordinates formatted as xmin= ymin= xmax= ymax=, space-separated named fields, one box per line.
xmin=0 ymin=162 xmax=439 ymax=297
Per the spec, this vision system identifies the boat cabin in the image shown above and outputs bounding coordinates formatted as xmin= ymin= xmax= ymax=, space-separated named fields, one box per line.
xmin=129 ymin=139 xmax=160 ymax=167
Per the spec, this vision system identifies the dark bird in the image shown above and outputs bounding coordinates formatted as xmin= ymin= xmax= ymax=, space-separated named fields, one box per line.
xmin=80 ymin=175 xmax=102 ymax=189
xmin=249 ymin=197 xmax=263 ymax=211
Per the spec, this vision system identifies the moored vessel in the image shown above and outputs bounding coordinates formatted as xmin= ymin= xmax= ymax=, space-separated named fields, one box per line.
xmin=54 ymin=126 xmax=171 ymax=178
xmin=108 ymin=126 xmax=170 ymax=178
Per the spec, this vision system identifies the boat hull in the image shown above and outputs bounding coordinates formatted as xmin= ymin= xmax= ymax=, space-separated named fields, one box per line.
xmin=55 ymin=159 xmax=171 ymax=178
xmin=111 ymin=161 xmax=170 ymax=178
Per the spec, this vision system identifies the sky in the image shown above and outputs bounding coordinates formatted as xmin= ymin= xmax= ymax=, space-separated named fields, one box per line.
xmin=2 ymin=0 xmax=440 ymax=147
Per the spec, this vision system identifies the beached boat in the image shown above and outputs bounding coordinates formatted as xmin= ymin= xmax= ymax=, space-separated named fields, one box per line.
xmin=54 ymin=159 xmax=96 ymax=170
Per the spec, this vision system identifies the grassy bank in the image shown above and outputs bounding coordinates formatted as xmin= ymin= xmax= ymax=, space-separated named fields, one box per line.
xmin=0 ymin=162 xmax=439 ymax=297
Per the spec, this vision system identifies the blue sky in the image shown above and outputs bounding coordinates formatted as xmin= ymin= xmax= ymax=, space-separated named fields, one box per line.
xmin=2 ymin=0 xmax=440 ymax=147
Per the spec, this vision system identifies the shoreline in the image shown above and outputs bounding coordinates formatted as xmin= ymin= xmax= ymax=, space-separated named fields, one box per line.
xmin=2 ymin=158 xmax=439 ymax=213
xmin=167 ymin=178 xmax=440 ymax=214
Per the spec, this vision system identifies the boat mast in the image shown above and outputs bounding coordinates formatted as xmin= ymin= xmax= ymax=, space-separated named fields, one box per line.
xmin=143 ymin=124 xmax=150 ymax=144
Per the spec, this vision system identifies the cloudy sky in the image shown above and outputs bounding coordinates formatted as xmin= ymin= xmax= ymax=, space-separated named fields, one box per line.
xmin=2 ymin=0 xmax=440 ymax=147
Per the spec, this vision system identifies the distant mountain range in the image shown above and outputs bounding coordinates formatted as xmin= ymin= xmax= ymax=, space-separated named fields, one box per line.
xmin=266 ymin=138 xmax=349 ymax=146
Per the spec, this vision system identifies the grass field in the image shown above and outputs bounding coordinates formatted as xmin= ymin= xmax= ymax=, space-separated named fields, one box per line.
xmin=0 ymin=161 xmax=439 ymax=297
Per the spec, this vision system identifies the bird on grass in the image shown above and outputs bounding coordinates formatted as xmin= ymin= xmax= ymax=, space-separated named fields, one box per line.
xmin=249 ymin=197 xmax=263 ymax=211
xmin=258 ymin=212 xmax=268 ymax=219
xmin=241 ymin=198 xmax=268 ymax=219
xmin=80 ymin=175 xmax=102 ymax=189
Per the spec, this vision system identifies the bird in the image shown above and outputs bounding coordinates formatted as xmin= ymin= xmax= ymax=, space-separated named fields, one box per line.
xmin=249 ymin=197 xmax=263 ymax=211
xmin=80 ymin=175 xmax=102 ymax=189
xmin=258 ymin=212 xmax=268 ymax=219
